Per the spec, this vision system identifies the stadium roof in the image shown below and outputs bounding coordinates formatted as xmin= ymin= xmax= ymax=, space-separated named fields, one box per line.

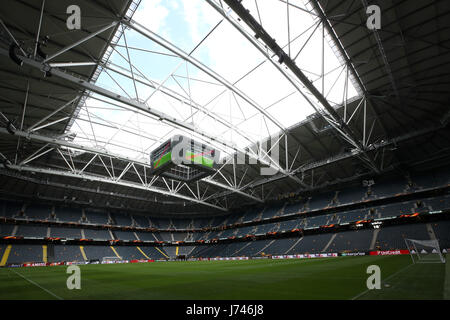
xmin=0 ymin=0 xmax=449 ymax=216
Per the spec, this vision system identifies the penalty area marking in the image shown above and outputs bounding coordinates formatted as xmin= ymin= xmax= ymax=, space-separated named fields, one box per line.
xmin=9 ymin=268 xmax=64 ymax=300
xmin=350 ymin=262 xmax=415 ymax=300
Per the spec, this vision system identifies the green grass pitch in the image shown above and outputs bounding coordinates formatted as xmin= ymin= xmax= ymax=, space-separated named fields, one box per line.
xmin=0 ymin=255 xmax=448 ymax=300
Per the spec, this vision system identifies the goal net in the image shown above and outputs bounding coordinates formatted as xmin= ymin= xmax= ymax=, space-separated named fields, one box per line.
xmin=102 ymin=256 xmax=122 ymax=263
xmin=404 ymin=239 xmax=445 ymax=264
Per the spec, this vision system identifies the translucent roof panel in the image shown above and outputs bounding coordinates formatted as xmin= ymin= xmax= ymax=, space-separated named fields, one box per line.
xmin=69 ymin=0 xmax=358 ymax=161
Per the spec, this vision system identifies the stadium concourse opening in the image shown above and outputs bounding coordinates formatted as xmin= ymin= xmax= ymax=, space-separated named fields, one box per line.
xmin=0 ymin=0 xmax=450 ymax=306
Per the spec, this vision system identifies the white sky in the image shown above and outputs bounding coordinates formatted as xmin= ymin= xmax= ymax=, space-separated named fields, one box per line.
xmin=70 ymin=0 xmax=357 ymax=161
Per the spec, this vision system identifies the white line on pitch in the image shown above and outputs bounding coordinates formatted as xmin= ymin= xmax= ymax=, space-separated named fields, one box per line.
xmin=10 ymin=269 xmax=64 ymax=300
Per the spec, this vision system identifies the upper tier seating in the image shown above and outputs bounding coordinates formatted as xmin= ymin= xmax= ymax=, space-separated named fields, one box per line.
xmin=377 ymin=201 xmax=415 ymax=218
xmin=1 ymin=201 xmax=23 ymax=218
xmin=3 ymin=165 xmax=448 ymax=231
xmin=152 ymin=232 xmax=164 ymax=242
xmin=85 ymin=210 xmax=108 ymax=224
xmin=210 ymin=215 xmax=228 ymax=228
xmin=0 ymin=224 xmax=14 ymax=236
xmin=338 ymin=209 xmax=367 ymax=223
xmin=337 ymin=186 xmax=367 ymax=205
xmin=234 ymin=226 xmax=256 ymax=237
xmin=242 ymin=208 xmax=262 ymax=222
xmin=283 ymin=200 xmax=306 ymax=215
xmin=158 ymin=232 xmax=173 ymax=242
xmin=304 ymin=215 xmax=330 ymax=228
xmin=192 ymin=217 xmax=212 ymax=229
xmin=218 ymin=228 xmax=236 ymax=238
xmin=224 ymin=213 xmax=243 ymax=226
xmin=260 ymin=206 xmax=280 ymax=219
xmin=307 ymin=192 xmax=335 ymax=211
xmin=173 ymin=232 xmax=187 ymax=241
xmin=411 ymin=167 xmax=450 ymax=190
xmin=171 ymin=219 xmax=191 ymax=230
xmin=426 ymin=195 xmax=450 ymax=211
xmin=111 ymin=212 xmax=133 ymax=226
xmin=132 ymin=214 xmax=150 ymax=228
xmin=151 ymin=217 xmax=170 ymax=229
xmin=25 ymin=204 xmax=52 ymax=220
xmin=136 ymin=232 xmax=156 ymax=241
xmin=371 ymin=177 xmax=407 ymax=198
xmin=279 ymin=219 xmax=301 ymax=231
xmin=113 ymin=231 xmax=137 ymax=241
xmin=16 ymin=225 xmax=47 ymax=238
xmin=255 ymin=223 xmax=278 ymax=234
xmin=51 ymin=227 xmax=81 ymax=239
xmin=84 ymin=229 xmax=111 ymax=240
xmin=55 ymin=207 xmax=81 ymax=223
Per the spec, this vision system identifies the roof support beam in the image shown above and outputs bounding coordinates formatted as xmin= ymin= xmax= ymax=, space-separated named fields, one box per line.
xmin=0 ymin=18 xmax=27 ymax=56
xmin=0 ymin=127 xmax=263 ymax=203
xmin=43 ymin=21 xmax=118 ymax=63
xmin=309 ymin=0 xmax=399 ymax=162
xmin=33 ymin=0 xmax=45 ymax=59
xmin=215 ymin=123 xmax=445 ymax=195
xmin=0 ymin=168 xmax=176 ymax=206
xmin=121 ymin=18 xmax=286 ymax=132
xmin=207 ymin=0 xmax=380 ymax=174
xmin=0 ymin=46 xmax=302 ymax=187
xmin=121 ymin=18 xmax=307 ymax=185
xmin=1 ymin=163 xmax=227 ymax=211
xmin=48 ymin=62 xmax=98 ymax=68
xmin=100 ymin=59 xmax=258 ymax=149
xmin=27 ymin=97 xmax=79 ymax=132
xmin=360 ymin=0 xmax=400 ymax=102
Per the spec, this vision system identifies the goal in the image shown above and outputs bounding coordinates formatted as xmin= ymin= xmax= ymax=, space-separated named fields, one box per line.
xmin=404 ymin=239 xmax=445 ymax=264
xmin=102 ymin=256 xmax=122 ymax=263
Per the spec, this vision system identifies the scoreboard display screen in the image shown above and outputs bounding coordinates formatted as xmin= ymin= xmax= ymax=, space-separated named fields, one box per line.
xmin=151 ymin=140 xmax=172 ymax=170
xmin=150 ymin=135 xmax=219 ymax=182
xmin=185 ymin=139 xmax=215 ymax=169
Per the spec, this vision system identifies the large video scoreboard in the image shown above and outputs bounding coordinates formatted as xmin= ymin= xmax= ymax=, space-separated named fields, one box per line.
xmin=150 ymin=135 xmax=219 ymax=182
